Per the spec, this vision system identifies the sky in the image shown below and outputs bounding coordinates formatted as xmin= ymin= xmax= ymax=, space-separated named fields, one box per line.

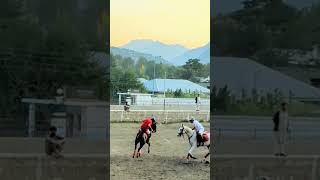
xmin=110 ymin=0 xmax=210 ymax=49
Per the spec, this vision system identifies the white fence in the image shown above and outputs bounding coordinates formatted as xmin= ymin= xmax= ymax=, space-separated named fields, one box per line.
xmin=152 ymin=98 xmax=209 ymax=105
xmin=110 ymin=109 xmax=210 ymax=123
xmin=133 ymin=97 xmax=210 ymax=106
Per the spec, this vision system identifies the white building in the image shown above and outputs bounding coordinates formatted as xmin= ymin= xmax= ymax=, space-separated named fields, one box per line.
xmin=22 ymin=98 xmax=108 ymax=140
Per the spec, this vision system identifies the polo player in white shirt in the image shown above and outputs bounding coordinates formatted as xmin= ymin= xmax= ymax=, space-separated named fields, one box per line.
xmin=189 ymin=117 xmax=205 ymax=147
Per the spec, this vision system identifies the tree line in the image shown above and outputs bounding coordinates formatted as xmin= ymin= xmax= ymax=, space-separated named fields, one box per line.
xmin=212 ymin=0 xmax=320 ymax=67
xmin=211 ymin=85 xmax=320 ymax=116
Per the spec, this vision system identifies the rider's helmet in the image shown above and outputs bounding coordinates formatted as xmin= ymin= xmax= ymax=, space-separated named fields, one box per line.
xmin=188 ymin=117 xmax=195 ymax=123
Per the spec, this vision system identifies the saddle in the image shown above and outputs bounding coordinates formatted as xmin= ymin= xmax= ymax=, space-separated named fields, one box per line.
xmin=197 ymin=131 xmax=209 ymax=144
xmin=202 ymin=131 xmax=209 ymax=142
xmin=137 ymin=129 xmax=151 ymax=142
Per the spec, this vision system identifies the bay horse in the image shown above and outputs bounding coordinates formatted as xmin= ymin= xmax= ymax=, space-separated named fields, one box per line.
xmin=132 ymin=122 xmax=157 ymax=158
xmin=177 ymin=124 xmax=210 ymax=163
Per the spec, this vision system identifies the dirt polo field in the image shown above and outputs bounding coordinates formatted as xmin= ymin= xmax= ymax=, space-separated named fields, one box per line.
xmin=110 ymin=123 xmax=210 ymax=180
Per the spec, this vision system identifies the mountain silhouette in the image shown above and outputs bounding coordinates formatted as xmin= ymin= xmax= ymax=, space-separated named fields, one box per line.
xmin=120 ymin=39 xmax=189 ymax=60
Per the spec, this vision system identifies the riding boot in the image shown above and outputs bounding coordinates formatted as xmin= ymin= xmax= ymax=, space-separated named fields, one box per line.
xmin=146 ymin=133 xmax=151 ymax=144
xmin=197 ymin=134 xmax=201 ymax=147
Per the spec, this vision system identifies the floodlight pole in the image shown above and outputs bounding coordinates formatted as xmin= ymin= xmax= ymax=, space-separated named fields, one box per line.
xmin=152 ymin=63 xmax=156 ymax=105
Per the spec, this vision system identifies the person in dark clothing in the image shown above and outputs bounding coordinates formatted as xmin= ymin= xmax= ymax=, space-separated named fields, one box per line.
xmin=45 ymin=126 xmax=65 ymax=158
xmin=195 ymin=94 xmax=201 ymax=111
xmin=124 ymin=101 xmax=130 ymax=112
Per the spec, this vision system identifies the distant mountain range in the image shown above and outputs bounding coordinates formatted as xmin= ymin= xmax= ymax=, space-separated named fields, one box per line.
xmin=110 ymin=47 xmax=170 ymax=64
xmin=212 ymin=0 xmax=319 ymax=16
xmin=172 ymin=43 xmax=210 ymax=66
xmin=112 ymin=39 xmax=210 ymax=66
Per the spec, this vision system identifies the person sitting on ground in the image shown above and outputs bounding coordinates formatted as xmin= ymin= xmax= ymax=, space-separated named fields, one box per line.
xmin=45 ymin=126 xmax=65 ymax=158
xmin=124 ymin=101 xmax=130 ymax=112
xmin=189 ymin=117 xmax=205 ymax=147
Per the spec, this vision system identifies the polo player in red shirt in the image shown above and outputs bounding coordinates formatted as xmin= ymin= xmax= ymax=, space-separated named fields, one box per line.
xmin=138 ymin=116 xmax=157 ymax=143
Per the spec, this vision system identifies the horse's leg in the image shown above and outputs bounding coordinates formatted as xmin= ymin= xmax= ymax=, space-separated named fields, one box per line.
xmin=137 ymin=139 xmax=145 ymax=158
xmin=203 ymin=144 xmax=210 ymax=163
xmin=137 ymin=144 xmax=144 ymax=158
xmin=133 ymin=130 xmax=142 ymax=158
xmin=205 ymin=145 xmax=210 ymax=158
xmin=146 ymin=134 xmax=151 ymax=153
xmin=187 ymin=142 xmax=197 ymax=159
xmin=132 ymin=139 xmax=138 ymax=158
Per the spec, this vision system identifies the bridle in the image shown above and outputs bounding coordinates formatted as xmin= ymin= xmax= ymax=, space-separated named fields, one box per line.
xmin=187 ymin=130 xmax=194 ymax=146
xmin=179 ymin=126 xmax=194 ymax=146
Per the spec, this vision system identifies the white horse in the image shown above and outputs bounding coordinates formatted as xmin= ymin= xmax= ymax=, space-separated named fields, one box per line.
xmin=177 ymin=124 xmax=210 ymax=163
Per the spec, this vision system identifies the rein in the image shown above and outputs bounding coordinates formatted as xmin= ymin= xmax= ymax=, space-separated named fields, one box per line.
xmin=184 ymin=129 xmax=194 ymax=146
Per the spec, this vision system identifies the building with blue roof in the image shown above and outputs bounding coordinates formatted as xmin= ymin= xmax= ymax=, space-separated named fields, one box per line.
xmin=143 ymin=79 xmax=210 ymax=93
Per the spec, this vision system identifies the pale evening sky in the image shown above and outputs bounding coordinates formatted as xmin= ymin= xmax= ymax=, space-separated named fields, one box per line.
xmin=110 ymin=0 xmax=210 ymax=49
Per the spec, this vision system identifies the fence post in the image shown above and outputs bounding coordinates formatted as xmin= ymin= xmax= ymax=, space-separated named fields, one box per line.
xmin=28 ymin=103 xmax=36 ymax=137
xmin=165 ymin=111 xmax=168 ymax=124
xmin=36 ymin=155 xmax=42 ymax=180
xmin=248 ymin=164 xmax=255 ymax=180
xmin=312 ymin=156 xmax=318 ymax=180
xmin=120 ymin=111 xmax=123 ymax=122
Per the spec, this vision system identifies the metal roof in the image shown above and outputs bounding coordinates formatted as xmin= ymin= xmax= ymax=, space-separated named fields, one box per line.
xmin=143 ymin=79 xmax=210 ymax=93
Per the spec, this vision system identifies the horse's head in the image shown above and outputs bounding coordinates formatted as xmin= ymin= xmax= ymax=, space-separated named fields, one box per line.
xmin=150 ymin=115 xmax=158 ymax=133
xmin=151 ymin=121 xmax=157 ymax=133
xmin=177 ymin=124 xmax=185 ymax=137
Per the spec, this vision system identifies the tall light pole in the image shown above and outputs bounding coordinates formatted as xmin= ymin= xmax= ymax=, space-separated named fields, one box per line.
xmin=153 ymin=62 xmax=156 ymax=95
xmin=153 ymin=56 xmax=161 ymax=95
xmin=163 ymin=71 xmax=166 ymax=122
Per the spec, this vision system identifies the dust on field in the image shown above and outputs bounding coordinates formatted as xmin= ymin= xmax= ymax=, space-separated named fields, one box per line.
xmin=110 ymin=123 xmax=210 ymax=180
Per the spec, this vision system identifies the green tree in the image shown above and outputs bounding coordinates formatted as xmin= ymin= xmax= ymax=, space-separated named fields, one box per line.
xmin=212 ymin=85 xmax=231 ymax=112
xmin=179 ymin=59 xmax=206 ymax=82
